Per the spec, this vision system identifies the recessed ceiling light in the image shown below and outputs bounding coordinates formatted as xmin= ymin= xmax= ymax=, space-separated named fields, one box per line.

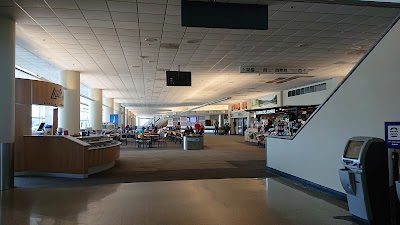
xmin=139 ymin=56 xmax=147 ymax=60
xmin=298 ymin=43 xmax=312 ymax=47
xmin=145 ymin=38 xmax=158 ymax=42
xmin=186 ymin=39 xmax=199 ymax=44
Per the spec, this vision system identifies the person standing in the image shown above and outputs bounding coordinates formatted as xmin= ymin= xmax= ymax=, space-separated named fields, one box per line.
xmin=194 ymin=121 xmax=200 ymax=134
xmin=214 ymin=119 xmax=219 ymax=135
xmin=200 ymin=123 xmax=205 ymax=135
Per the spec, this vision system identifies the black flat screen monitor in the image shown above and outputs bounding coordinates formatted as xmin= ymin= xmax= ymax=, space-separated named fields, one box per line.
xmin=344 ymin=141 xmax=364 ymax=159
xmin=37 ymin=122 xmax=45 ymax=131
xmin=182 ymin=1 xmax=268 ymax=30
xmin=166 ymin=71 xmax=191 ymax=86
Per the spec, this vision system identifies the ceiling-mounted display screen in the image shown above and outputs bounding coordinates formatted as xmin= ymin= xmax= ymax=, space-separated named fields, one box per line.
xmin=166 ymin=71 xmax=191 ymax=86
xmin=181 ymin=1 xmax=268 ymax=30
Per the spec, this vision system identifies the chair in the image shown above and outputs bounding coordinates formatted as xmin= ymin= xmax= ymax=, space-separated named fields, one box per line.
xmin=120 ymin=133 xmax=128 ymax=145
xmin=137 ymin=138 xmax=150 ymax=148
xmin=157 ymin=133 xmax=168 ymax=147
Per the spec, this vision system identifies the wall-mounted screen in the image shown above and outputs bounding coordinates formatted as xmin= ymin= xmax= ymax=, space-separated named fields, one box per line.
xmin=344 ymin=141 xmax=364 ymax=159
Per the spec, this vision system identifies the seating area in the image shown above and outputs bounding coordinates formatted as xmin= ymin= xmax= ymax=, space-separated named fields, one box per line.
xmin=129 ymin=130 xmax=180 ymax=149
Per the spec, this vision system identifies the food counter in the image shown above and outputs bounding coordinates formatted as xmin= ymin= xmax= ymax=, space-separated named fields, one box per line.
xmin=183 ymin=135 xmax=204 ymax=150
xmin=15 ymin=135 xmax=121 ymax=178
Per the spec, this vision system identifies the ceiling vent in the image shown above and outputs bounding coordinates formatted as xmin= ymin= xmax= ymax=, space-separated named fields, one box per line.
xmin=334 ymin=61 xmax=355 ymax=65
xmin=156 ymin=68 xmax=170 ymax=71
xmin=160 ymin=43 xmax=180 ymax=49
xmin=266 ymin=76 xmax=314 ymax=84
xmin=347 ymin=50 xmax=367 ymax=56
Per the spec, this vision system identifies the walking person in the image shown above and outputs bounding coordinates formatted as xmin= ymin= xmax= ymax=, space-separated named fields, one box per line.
xmin=214 ymin=119 xmax=219 ymax=135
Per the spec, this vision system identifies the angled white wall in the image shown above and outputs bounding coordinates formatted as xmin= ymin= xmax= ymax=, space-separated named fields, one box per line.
xmin=267 ymin=18 xmax=400 ymax=193
xmin=282 ymin=77 xmax=342 ymax=106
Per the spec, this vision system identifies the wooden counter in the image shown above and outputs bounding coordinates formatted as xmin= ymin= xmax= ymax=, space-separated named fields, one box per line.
xmin=15 ymin=135 xmax=121 ymax=178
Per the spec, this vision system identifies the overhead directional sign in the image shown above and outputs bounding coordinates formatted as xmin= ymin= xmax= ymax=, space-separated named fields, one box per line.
xmin=240 ymin=66 xmax=308 ymax=74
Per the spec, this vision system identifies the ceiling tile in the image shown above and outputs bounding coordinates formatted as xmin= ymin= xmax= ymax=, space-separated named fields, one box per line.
xmin=34 ymin=17 xmax=63 ymax=26
xmin=23 ymin=8 xmax=56 ymax=18
xmin=340 ymin=15 xmax=371 ymax=24
xmin=270 ymin=11 xmax=302 ymax=21
xmin=166 ymin=4 xmax=180 ymax=15
xmin=62 ymin=19 xmax=90 ymax=27
xmin=114 ymin=21 xmax=139 ymax=29
xmin=138 ymin=3 xmax=166 ymax=14
xmin=42 ymin=25 xmax=70 ymax=33
xmin=67 ymin=26 xmax=93 ymax=33
xmin=111 ymin=12 xmax=138 ymax=22
xmin=87 ymin=20 xmax=115 ymax=28
xmin=47 ymin=0 xmax=79 ymax=9
xmin=75 ymin=0 xmax=108 ymax=11
xmin=108 ymin=1 xmax=138 ymax=13
xmin=331 ymin=5 xmax=365 ymax=15
xmin=92 ymin=27 xmax=117 ymax=35
xmin=306 ymin=3 xmax=340 ymax=13
xmin=81 ymin=10 xmax=112 ymax=20
xmin=53 ymin=9 xmax=84 ymax=19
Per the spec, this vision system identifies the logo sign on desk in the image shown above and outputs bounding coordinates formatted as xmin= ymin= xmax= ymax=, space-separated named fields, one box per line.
xmin=385 ymin=122 xmax=400 ymax=148
xmin=240 ymin=66 xmax=308 ymax=74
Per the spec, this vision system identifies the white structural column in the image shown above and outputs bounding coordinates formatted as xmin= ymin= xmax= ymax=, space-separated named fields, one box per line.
xmin=0 ymin=17 xmax=15 ymax=190
xmin=102 ymin=97 xmax=114 ymax=123
xmin=59 ymin=70 xmax=80 ymax=135
xmin=125 ymin=109 xmax=129 ymax=126
xmin=218 ymin=114 xmax=223 ymax=127
xmin=128 ymin=111 xmax=132 ymax=125
xmin=114 ymin=103 xmax=120 ymax=115
xmin=89 ymin=88 xmax=102 ymax=130
xmin=114 ymin=103 xmax=121 ymax=126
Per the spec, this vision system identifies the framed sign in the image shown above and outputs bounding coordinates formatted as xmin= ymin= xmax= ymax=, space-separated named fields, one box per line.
xmin=385 ymin=122 xmax=400 ymax=149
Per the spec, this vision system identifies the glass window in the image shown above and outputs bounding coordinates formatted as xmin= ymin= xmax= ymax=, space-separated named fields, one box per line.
xmin=32 ymin=105 xmax=46 ymax=132
xmin=321 ymin=83 xmax=327 ymax=90
xmin=300 ymin=88 xmax=305 ymax=94
xmin=288 ymin=91 xmax=292 ymax=97
xmin=305 ymin=87 xmax=310 ymax=94
xmin=291 ymin=90 xmax=295 ymax=96
xmin=310 ymin=86 xmax=315 ymax=92
xmin=296 ymin=89 xmax=300 ymax=95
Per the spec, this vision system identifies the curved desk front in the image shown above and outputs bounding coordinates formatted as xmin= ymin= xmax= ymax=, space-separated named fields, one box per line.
xmin=15 ymin=135 xmax=121 ymax=178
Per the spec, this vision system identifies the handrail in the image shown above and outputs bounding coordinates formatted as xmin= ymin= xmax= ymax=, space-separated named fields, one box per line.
xmin=268 ymin=14 xmax=400 ymax=140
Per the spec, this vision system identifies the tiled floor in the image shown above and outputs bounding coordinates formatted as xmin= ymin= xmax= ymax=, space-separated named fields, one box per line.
xmin=1 ymin=178 xmax=353 ymax=225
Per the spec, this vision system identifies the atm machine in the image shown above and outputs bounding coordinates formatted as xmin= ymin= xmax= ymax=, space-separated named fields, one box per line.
xmin=339 ymin=137 xmax=390 ymax=225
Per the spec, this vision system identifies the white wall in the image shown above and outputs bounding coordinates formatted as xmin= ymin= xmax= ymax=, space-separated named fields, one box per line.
xmin=267 ymin=18 xmax=400 ymax=193
xmin=282 ymin=77 xmax=342 ymax=106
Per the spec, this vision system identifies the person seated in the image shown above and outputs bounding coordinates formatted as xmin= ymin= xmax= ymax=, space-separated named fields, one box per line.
xmin=138 ymin=127 xmax=145 ymax=135
xmin=189 ymin=126 xmax=194 ymax=133
xmin=184 ymin=127 xmax=191 ymax=136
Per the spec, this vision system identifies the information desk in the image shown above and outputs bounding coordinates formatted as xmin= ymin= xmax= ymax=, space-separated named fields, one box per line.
xmin=183 ymin=135 xmax=204 ymax=150
xmin=15 ymin=135 xmax=121 ymax=178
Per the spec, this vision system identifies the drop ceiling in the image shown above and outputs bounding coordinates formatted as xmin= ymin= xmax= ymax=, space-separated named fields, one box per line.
xmin=5 ymin=0 xmax=400 ymax=113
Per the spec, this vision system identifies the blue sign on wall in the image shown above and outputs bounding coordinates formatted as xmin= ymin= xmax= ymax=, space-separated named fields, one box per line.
xmin=110 ymin=114 xmax=118 ymax=124
xmin=385 ymin=122 xmax=400 ymax=149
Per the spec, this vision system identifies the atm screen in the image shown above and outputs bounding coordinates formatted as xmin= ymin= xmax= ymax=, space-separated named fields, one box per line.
xmin=344 ymin=141 xmax=364 ymax=159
